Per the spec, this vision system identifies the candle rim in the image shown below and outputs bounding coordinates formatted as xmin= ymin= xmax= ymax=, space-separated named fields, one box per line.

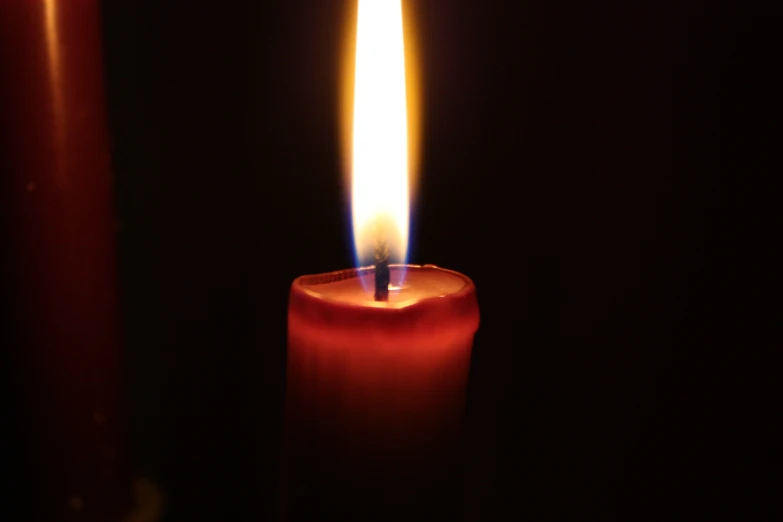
xmin=292 ymin=264 xmax=474 ymax=310
xmin=289 ymin=264 xmax=479 ymax=342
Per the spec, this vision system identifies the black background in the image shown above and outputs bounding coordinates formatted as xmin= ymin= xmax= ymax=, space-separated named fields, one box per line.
xmin=5 ymin=0 xmax=774 ymax=521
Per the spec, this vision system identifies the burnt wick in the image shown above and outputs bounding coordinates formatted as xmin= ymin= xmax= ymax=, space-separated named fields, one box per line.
xmin=374 ymin=237 xmax=390 ymax=302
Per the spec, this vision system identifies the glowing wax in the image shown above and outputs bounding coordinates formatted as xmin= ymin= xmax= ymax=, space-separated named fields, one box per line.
xmin=284 ymin=264 xmax=479 ymax=520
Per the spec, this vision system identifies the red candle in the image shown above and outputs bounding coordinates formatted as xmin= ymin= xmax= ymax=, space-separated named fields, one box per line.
xmin=0 ymin=1 xmax=128 ymax=520
xmin=284 ymin=265 xmax=479 ymax=518
xmin=283 ymin=2 xmax=478 ymax=518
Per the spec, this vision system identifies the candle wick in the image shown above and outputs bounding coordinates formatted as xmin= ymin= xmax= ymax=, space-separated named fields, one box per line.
xmin=374 ymin=236 xmax=390 ymax=302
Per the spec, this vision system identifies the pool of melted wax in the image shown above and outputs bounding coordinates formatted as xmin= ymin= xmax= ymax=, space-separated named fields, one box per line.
xmin=305 ymin=267 xmax=469 ymax=308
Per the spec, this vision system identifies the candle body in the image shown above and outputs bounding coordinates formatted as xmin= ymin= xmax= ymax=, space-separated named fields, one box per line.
xmin=284 ymin=265 xmax=479 ymax=520
xmin=0 ymin=1 xmax=128 ymax=520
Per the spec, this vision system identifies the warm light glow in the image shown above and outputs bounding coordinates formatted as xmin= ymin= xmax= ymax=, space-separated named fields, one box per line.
xmin=351 ymin=0 xmax=409 ymax=268
xmin=44 ymin=0 xmax=65 ymax=184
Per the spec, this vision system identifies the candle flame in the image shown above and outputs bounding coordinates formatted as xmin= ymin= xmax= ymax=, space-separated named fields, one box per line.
xmin=349 ymin=0 xmax=412 ymax=271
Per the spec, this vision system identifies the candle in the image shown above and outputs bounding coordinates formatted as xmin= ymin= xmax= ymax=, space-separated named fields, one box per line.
xmin=284 ymin=265 xmax=478 ymax=519
xmin=0 ymin=1 xmax=128 ymax=520
xmin=282 ymin=1 xmax=479 ymax=519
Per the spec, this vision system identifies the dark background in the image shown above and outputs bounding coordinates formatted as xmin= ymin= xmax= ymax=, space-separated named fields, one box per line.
xmin=5 ymin=0 xmax=772 ymax=521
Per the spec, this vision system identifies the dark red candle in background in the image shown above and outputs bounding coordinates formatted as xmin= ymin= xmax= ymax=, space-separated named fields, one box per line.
xmin=0 ymin=1 xmax=128 ymax=520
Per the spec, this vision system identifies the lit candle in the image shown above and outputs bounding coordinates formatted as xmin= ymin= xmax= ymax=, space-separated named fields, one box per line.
xmin=282 ymin=1 xmax=479 ymax=519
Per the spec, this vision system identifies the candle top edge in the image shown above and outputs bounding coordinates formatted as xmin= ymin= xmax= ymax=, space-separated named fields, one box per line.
xmin=292 ymin=264 xmax=474 ymax=310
